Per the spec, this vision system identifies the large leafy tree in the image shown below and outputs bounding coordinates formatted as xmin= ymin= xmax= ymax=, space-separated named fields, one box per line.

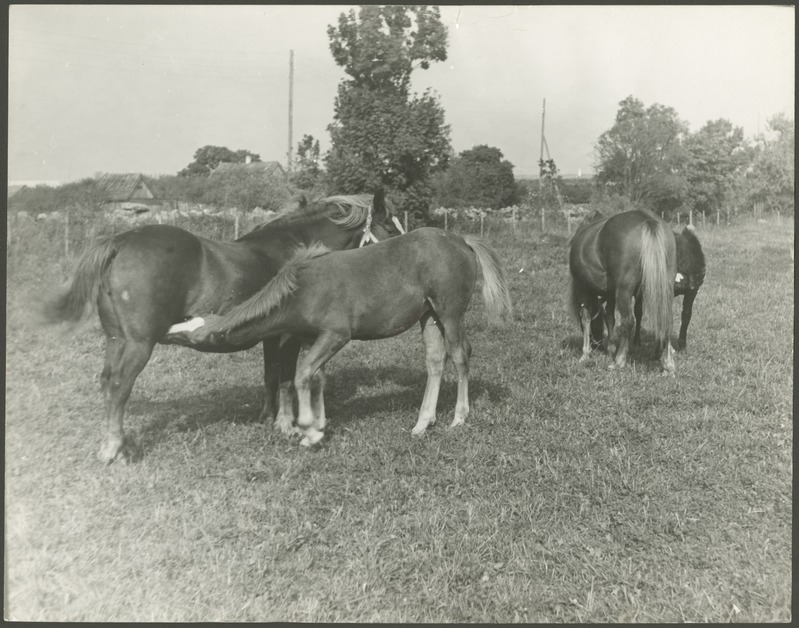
xmin=179 ymin=145 xmax=260 ymax=177
xmin=325 ymin=5 xmax=451 ymax=220
xmin=743 ymin=113 xmax=795 ymax=214
xmin=683 ymin=118 xmax=749 ymax=217
xmin=594 ymin=96 xmax=689 ymax=216
xmin=433 ymin=145 xmax=516 ymax=209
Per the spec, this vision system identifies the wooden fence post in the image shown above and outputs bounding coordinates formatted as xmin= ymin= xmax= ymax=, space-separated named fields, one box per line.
xmin=444 ymin=212 xmax=448 ymax=231
xmin=404 ymin=211 xmax=408 ymax=233
xmin=234 ymin=214 xmax=240 ymax=239
xmin=716 ymin=210 xmax=720 ymax=226
xmin=702 ymin=212 xmax=706 ymax=229
xmin=480 ymin=215 xmax=484 ymax=237
xmin=689 ymin=207 xmax=693 ymax=226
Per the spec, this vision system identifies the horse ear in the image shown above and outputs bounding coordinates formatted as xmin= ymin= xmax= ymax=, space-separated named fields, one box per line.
xmin=372 ymin=187 xmax=387 ymax=218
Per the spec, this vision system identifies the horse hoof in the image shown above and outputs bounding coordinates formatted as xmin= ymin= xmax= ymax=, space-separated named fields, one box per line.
xmin=299 ymin=429 xmax=324 ymax=447
xmin=97 ymin=439 xmax=124 ymax=464
xmin=449 ymin=417 xmax=465 ymax=428
xmin=411 ymin=426 xmax=427 ymax=436
xmin=274 ymin=419 xmax=297 ymax=436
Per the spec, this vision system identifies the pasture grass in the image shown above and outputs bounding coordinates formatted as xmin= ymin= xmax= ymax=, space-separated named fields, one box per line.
xmin=5 ymin=217 xmax=793 ymax=622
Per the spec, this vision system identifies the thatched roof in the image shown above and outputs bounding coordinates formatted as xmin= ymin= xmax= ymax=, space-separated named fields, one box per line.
xmin=96 ymin=173 xmax=154 ymax=201
xmin=210 ymin=161 xmax=285 ymax=178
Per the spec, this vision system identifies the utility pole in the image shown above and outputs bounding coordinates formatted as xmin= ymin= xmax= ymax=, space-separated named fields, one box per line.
xmin=539 ymin=98 xmax=546 ymax=231
xmin=287 ymin=49 xmax=294 ymax=174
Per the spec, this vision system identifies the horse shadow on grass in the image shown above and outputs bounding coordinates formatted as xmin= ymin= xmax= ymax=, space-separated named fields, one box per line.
xmin=125 ymin=364 xmax=510 ymax=453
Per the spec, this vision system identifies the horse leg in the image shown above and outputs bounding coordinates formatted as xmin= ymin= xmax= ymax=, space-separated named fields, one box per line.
xmin=676 ymin=290 xmax=697 ymax=351
xmin=274 ymin=336 xmax=302 ymax=434
xmin=609 ymin=287 xmax=635 ymax=370
xmin=578 ymin=304 xmax=593 ymax=362
xmin=98 ymin=336 xmax=154 ymax=463
xmin=442 ymin=317 xmax=470 ymax=428
xmin=590 ymin=299 xmax=605 ymax=350
xmin=632 ymin=294 xmax=643 ymax=347
xmin=603 ymin=296 xmax=616 ymax=355
xmin=258 ymin=338 xmax=280 ymax=423
xmin=412 ymin=313 xmax=446 ymax=435
xmin=310 ymin=368 xmax=326 ymax=432
xmin=295 ymin=330 xmax=349 ymax=447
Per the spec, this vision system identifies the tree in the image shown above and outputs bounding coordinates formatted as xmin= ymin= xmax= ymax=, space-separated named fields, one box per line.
xmin=325 ymin=5 xmax=451 ymax=221
xmin=683 ymin=118 xmax=748 ymax=217
xmin=328 ymin=5 xmax=447 ymax=92
xmin=290 ymin=134 xmax=326 ymax=194
xmin=594 ymin=96 xmax=689 ymax=217
xmin=179 ymin=145 xmax=260 ymax=177
xmin=433 ymin=145 xmax=516 ymax=209
xmin=743 ymin=113 xmax=794 ymax=214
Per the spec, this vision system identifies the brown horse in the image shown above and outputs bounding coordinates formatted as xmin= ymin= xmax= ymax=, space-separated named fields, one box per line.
xmin=166 ymin=228 xmax=513 ymax=447
xmin=568 ymin=208 xmax=676 ymax=372
xmin=42 ymin=191 xmax=400 ymax=463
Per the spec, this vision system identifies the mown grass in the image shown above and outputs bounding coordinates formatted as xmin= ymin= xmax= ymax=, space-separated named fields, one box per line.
xmin=5 ymin=215 xmax=793 ymax=622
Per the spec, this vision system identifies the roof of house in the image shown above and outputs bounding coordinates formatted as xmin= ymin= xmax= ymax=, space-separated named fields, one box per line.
xmin=210 ymin=161 xmax=285 ymax=177
xmin=95 ymin=173 xmax=151 ymax=201
xmin=7 ymin=184 xmax=27 ymax=199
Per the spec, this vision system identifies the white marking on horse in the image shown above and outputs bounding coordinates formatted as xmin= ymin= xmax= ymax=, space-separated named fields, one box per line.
xmin=675 ymin=273 xmax=684 ymax=283
xmin=167 ymin=317 xmax=206 ymax=334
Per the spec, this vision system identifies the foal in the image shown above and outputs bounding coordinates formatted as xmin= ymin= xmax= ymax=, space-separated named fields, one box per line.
xmin=167 ymin=228 xmax=513 ymax=446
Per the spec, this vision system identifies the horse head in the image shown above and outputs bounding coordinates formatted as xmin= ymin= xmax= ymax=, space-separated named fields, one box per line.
xmin=353 ymin=187 xmax=406 ymax=246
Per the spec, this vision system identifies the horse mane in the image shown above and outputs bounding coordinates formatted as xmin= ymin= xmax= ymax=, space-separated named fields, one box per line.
xmin=238 ymin=194 xmax=377 ymax=239
xmin=206 ymin=242 xmax=331 ymax=332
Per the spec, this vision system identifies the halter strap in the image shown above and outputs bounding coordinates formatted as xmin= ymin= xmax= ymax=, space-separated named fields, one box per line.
xmin=358 ymin=203 xmax=406 ymax=247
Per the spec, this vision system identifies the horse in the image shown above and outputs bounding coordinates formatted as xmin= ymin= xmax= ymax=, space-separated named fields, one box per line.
xmin=634 ymin=224 xmax=706 ymax=350
xmin=41 ymin=190 xmax=402 ymax=463
xmin=165 ymin=227 xmax=513 ymax=447
xmin=568 ymin=208 xmax=676 ymax=372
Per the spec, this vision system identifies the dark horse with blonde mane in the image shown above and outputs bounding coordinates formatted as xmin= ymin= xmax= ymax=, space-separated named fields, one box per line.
xmin=568 ymin=208 xmax=676 ymax=373
xmin=166 ymin=228 xmax=513 ymax=447
xmin=42 ymin=191 xmax=401 ymax=463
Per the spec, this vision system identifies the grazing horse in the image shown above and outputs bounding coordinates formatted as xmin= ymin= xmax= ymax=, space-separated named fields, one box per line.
xmin=166 ymin=228 xmax=513 ymax=447
xmin=568 ymin=208 xmax=676 ymax=372
xmin=635 ymin=224 xmax=706 ymax=350
xmin=42 ymin=191 xmax=400 ymax=463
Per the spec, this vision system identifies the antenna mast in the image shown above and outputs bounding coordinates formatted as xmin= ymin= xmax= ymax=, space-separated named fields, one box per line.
xmin=287 ymin=49 xmax=294 ymax=174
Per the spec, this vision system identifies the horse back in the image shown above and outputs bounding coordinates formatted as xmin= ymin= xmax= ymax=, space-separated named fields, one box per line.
xmin=104 ymin=225 xmax=279 ymax=338
xmin=278 ymin=228 xmax=478 ymax=339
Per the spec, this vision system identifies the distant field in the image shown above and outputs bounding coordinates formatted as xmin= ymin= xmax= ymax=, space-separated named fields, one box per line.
xmin=5 ymin=215 xmax=793 ymax=622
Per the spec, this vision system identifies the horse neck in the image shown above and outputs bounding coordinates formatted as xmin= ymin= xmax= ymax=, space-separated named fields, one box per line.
xmin=241 ymin=215 xmax=358 ymax=260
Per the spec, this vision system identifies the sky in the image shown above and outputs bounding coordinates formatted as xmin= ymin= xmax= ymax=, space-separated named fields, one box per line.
xmin=7 ymin=4 xmax=795 ymax=184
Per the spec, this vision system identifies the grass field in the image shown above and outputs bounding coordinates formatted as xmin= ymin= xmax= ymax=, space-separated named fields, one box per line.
xmin=5 ymin=216 xmax=793 ymax=622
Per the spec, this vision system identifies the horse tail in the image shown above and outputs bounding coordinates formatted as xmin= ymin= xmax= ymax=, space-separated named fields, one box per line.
xmin=205 ymin=242 xmax=331 ymax=333
xmin=462 ymin=235 xmax=513 ymax=324
xmin=566 ymin=276 xmax=582 ymax=324
xmin=640 ymin=219 xmax=674 ymax=344
xmin=41 ymin=236 xmax=118 ymax=324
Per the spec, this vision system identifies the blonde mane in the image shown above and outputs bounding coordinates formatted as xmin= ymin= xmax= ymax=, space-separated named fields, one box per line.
xmin=206 ymin=242 xmax=331 ymax=332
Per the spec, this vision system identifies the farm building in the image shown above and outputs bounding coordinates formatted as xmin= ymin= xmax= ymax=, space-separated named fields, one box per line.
xmin=209 ymin=160 xmax=285 ymax=179
xmin=95 ymin=173 xmax=155 ymax=202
